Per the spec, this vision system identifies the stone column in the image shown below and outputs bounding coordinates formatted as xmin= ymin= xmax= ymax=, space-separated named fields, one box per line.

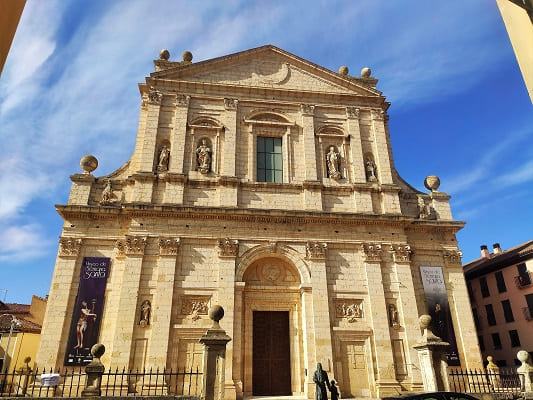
xmin=361 ymin=243 xmax=399 ymax=396
xmin=145 ymin=238 xmax=180 ymax=369
xmin=390 ymin=244 xmax=423 ymax=389
xmin=306 ymin=243 xmax=334 ymax=375
xmin=35 ymin=238 xmax=82 ymax=368
xmin=109 ymin=235 xmax=146 ymax=368
xmin=300 ymin=284 xmax=315 ymax=399
xmin=215 ymin=238 xmax=239 ymax=400
xmin=200 ymin=306 xmax=232 ymax=400
xmin=133 ymin=88 xmax=163 ymax=203
xmin=413 ymin=315 xmax=450 ymax=392
xmin=301 ymin=104 xmax=322 ymax=211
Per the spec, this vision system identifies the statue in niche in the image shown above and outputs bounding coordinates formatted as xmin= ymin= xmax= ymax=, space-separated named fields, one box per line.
xmin=99 ymin=179 xmax=114 ymax=205
xmin=157 ymin=145 xmax=170 ymax=172
xmin=196 ymin=139 xmax=211 ymax=174
xmin=326 ymin=146 xmax=341 ymax=180
xmin=139 ymin=300 xmax=151 ymax=327
xmin=365 ymin=157 xmax=377 ymax=182
xmin=388 ymin=303 xmax=400 ymax=327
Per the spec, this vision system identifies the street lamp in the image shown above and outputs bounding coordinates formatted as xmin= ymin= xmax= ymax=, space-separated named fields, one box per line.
xmin=0 ymin=314 xmax=22 ymax=374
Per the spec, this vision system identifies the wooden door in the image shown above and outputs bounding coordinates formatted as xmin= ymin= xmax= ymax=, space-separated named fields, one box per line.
xmin=252 ymin=311 xmax=291 ymax=395
xmin=340 ymin=341 xmax=370 ymax=397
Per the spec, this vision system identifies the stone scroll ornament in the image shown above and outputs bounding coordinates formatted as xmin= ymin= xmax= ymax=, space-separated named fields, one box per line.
xmin=196 ymin=139 xmax=212 ymax=174
xmin=326 ymin=146 xmax=341 ymax=180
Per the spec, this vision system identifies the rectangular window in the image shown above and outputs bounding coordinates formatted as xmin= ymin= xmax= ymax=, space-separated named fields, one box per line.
xmin=517 ymin=263 xmax=532 ymax=286
xmin=480 ymin=276 xmax=490 ymax=297
xmin=478 ymin=335 xmax=485 ymax=352
xmin=257 ymin=137 xmax=282 ymax=183
xmin=485 ymin=304 xmax=496 ymax=326
xmin=509 ymin=330 xmax=521 ymax=347
xmin=501 ymin=300 xmax=514 ymax=323
xmin=472 ymin=308 xmax=480 ymax=329
xmin=495 ymin=271 xmax=507 ymax=293
xmin=491 ymin=333 xmax=502 ymax=350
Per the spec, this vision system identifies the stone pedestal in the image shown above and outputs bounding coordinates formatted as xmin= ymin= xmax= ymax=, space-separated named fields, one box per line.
xmin=413 ymin=315 xmax=450 ymax=392
xmin=200 ymin=306 xmax=232 ymax=400
xmin=81 ymin=344 xmax=105 ymax=397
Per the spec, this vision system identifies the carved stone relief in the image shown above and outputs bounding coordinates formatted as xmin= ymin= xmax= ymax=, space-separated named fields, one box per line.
xmin=116 ymin=236 xmax=147 ymax=256
xmin=181 ymin=297 xmax=210 ymax=322
xmin=335 ymin=300 xmax=364 ymax=322
xmin=159 ymin=237 xmax=180 ymax=256
xmin=58 ymin=237 xmax=82 ymax=257
xmin=346 ymin=107 xmax=360 ymax=119
xmin=176 ymin=94 xmax=190 ymax=107
xmin=360 ymin=243 xmax=382 ymax=262
xmin=216 ymin=238 xmax=239 ymax=257
xmin=224 ymin=98 xmax=238 ymax=110
xmin=306 ymin=242 xmax=328 ymax=260
xmin=99 ymin=179 xmax=117 ymax=206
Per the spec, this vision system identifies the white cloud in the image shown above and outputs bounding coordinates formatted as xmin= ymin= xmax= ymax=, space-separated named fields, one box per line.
xmin=0 ymin=224 xmax=53 ymax=262
xmin=494 ymin=159 xmax=533 ymax=187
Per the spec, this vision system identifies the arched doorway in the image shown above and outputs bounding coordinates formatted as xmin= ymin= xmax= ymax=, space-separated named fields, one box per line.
xmin=235 ymin=248 xmax=309 ymax=397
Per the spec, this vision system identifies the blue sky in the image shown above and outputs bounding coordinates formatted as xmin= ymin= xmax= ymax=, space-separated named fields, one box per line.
xmin=1 ymin=1 xmax=532 ymax=304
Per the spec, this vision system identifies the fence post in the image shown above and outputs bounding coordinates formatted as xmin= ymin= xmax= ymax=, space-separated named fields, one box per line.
xmin=413 ymin=315 xmax=450 ymax=392
xmin=81 ymin=344 xmax=105 ymax=397
xmin=199 ymin=305 xmax=231 ymax=400
xmin=517 ymin=350 xmax=533 ymax=393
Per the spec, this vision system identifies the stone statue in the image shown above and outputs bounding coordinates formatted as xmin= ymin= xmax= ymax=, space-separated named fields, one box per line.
xmin=313 ymin=363 xmax=331 ymax=400
xmin=196 ymin=139 xmax=211 ymax=174
xmin=157 ymin=145 xmax=170 ymax=172
xmin=365 ymin=158 xmax=377 ymax=182
xmin=99 ymin=180 xmax=113 ymax=205
xmin=139 ymin=300 xmax=151 ymax=327
xmin=388 ymin=304 xmax=399 ymax=327
xmin=326 ymin=146 xmax=341 ymax=180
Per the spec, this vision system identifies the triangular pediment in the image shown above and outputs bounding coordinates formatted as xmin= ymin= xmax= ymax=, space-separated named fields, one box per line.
xmin=151 ymin=45 xmax=381 ymax=97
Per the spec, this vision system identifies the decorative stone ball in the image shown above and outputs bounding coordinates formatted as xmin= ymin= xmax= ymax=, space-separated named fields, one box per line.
xmin=159 ymin=49 xmax=170 ymax=61
xmin=419 ymin=314 xmax=432 ymax=329
xmin=361 ymin=67 xmax=371 ymax=78
xmin=208 ymin=304 xmax=224 ymax=322
xmin=487 ymin=356 xmax=493 ymax=362
xmin=91 ymin=343 xmax=106 ymax=358
xmin=517 ymin=350 xmax=529 ymax=363
xmin=338 ymin=66 xmax=349 ymax=75
xmin=80 ymin=155 xmax=98 ymax=174
xmin=424 ymin=175 xmax=441 ymax=192
xmin=182 ymin=51 xmax=193 ymax=62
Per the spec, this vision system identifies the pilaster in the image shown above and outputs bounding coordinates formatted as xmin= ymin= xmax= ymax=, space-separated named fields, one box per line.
xmin=370 ymin=109 xmax=394 ymax=184
xmin=145 ymin=238 xmax=180 ymax=368
xmin=35 ymin=238 xmax=83 ymax=368
xmin=306 ymin=242 xmax=334 ymax=376
xmin=300 ymin=284 xmax=315 ymax=399
xmin=361 ymin=243 xmax=400 ymax=396
xmin=222 ymin=98 xmax=238 ymax=177
xmin=169 ymin=94 xmax=190 ymax=174
xmin=346 ymin=107 xmax=366 ymax=183
xmin=109 ymin=235 xmax=146 ymax=368
xmin=216 ymin=238 xmax=239 ymax=400
xmin=389 ymin=244 xmax=423 ymax=390
xmin=301 ymin=104 xmax=322 ymax=211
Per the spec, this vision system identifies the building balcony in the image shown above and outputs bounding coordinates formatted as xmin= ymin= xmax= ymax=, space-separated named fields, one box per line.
xmin=523 ymin=306 xmax=533 ymax=321
xmin=514 ymin=272 xmax=532 ymax=289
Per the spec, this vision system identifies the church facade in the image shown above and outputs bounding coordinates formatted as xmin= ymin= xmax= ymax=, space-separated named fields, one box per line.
xmin=36 ymin=45 xmax=482 ymax=398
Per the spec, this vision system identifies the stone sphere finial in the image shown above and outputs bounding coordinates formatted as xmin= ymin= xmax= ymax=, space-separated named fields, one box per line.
xmin=424 ymin=175 xmax=441 ymax=192
xmin=91 ymin=343 xmax=105 ymax=359
xmin=209 ymin=305 xmax=224 ymax=322
xmin=80 ymin=155 xmax=98 ymax=174
xmin=487 ymin=355 xmax=493 ymax=362
xmin=159 ymin=49 xmax=170 ymax=61
xmin=182 ymin=51 xmax=193 ymax=62
xmin=338 ymin=66 xmax=349 ymax=75
xmin=419 ymin=314 xmax=432 ymax=329
xmin=361 ymin=67 xmax=371 ymax=78
xmin=517 ymin=350 xmax=529 ymax=363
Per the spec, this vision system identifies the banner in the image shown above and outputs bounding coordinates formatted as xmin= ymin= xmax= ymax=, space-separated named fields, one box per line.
xmin=419 ymin=266 xmax=460 ymax=366
xmin=64 ymin=257 xmax=110 ymax=366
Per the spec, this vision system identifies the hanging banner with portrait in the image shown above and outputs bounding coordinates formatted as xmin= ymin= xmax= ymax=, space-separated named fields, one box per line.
xmin=64 ymin=257 xmax=110 ymax=366
xmin=419 ymin=266 xmax=460 ymax=366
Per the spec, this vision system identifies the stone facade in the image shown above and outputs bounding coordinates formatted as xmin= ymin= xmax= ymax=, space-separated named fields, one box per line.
xmin=36 ymin=45 xmax=482 ymax=398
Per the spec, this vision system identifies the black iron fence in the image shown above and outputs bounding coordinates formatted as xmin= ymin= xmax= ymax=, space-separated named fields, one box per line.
xmin=0 ymin=366 xmax=202 ymax=397
xmin=449 ymin=367 xmax=522 ymax=394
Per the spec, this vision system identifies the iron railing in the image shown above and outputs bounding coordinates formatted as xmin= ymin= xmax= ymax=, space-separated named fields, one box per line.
xmin=0 ymin=366 xmax=202 ymax=397
xmin=514 ymin=272 xmax=532 ymax=289
xmin=449 ymin=367 xmax=522 ymax=394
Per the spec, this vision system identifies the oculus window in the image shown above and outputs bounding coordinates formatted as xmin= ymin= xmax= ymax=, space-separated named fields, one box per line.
xmin=257 ymin=137 xmax=282 ymax=183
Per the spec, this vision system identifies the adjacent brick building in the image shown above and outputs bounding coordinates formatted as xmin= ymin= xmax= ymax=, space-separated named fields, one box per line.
xmin=35 ymin=45 xmax=482 ymax=398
